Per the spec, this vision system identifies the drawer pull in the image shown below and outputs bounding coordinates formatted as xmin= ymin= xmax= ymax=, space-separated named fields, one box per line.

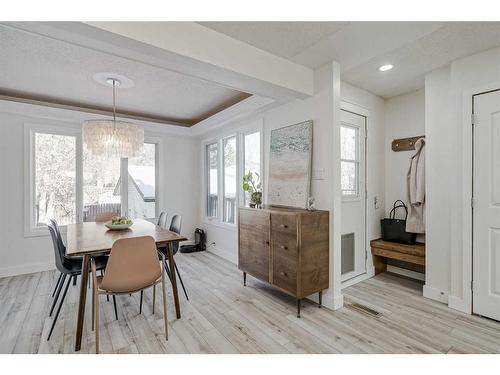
xmin=266 ymin=241 xmax=270 ymax=245
xmin=280 ymin=245 xmax=288 ymax=250
xmin=280 ymin=224 xmax=288 ymax=228
xmin=279 ymin=271 xmax=287 ymax=277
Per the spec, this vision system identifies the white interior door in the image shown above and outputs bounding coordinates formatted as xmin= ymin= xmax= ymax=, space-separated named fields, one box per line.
xmin=473 ymin=89 xmax=500 ymax=321
xmin=340 ymin=109 xmax=366 ymax=281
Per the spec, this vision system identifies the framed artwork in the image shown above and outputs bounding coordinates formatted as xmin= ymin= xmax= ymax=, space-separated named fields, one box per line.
xmin=267 ymin=120 xmax=313 ymax=208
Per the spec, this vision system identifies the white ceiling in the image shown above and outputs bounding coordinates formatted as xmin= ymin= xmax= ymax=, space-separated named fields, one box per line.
xmin=0 ymin=24 xmax=250 ymax=126
xmin=200 ymin=22 xmax=500 ymax=98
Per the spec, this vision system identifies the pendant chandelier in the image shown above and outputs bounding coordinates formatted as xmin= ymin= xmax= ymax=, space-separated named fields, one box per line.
xmin=82 ymin=78 xmax=144 ymax=158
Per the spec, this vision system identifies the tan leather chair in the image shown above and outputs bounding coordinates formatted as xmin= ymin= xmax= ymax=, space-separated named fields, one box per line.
xmin=95 ymin=212 xmax=116 ymax=222
xmin=90 ymin=236 xmax=168 ymax=353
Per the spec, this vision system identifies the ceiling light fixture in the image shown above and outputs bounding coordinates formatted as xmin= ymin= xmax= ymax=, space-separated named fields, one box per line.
xmin=82 ymin=77 xmax=144 ymax=158
xmin=378 ymin=64 xmax=394 ymax=72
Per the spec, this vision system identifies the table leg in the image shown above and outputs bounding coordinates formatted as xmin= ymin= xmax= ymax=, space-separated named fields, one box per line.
xmin=167 ymin=242 xmax=181 ymax=319
xmin=75 ymin=254 xmax=90 ymax=351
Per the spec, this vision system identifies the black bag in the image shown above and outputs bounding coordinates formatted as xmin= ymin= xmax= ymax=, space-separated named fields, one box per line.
xmin=180 ymin=228 xmax=206 ymax=253
xmin=380 ymin=200 xmax=417 ymax=245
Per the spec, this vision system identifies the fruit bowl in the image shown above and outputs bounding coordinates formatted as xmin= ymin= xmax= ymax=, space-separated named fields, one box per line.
xmin=104 ymin=216 xmax=133 ymax=230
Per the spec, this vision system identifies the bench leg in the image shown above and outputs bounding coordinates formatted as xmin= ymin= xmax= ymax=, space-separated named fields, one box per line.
xmin=373 ymin=255 xmax=387 ymax=275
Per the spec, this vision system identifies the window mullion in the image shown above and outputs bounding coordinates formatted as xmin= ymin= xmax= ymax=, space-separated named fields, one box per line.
xmin=120 ymin=157 xmax=128 ymax=216
xmin=75 ymin=134 xmax=83 ymax=223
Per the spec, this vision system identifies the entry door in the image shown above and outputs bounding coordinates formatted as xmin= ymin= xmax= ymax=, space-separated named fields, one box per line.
xmin=473 ymin=90 xmax=500 ymax=321
xmin=340 ymin=109 xmax=366 ymax=281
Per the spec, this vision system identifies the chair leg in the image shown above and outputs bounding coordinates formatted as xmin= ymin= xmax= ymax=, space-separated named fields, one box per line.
xmin=161 ymin=256 xmax=168 ymax=340
xmin=112 ymin=295 xmax=118 ymax=320
xmin=152 ymin=285 xmax=156 ymax=314
xmin=164 ymin=259 xmax=172 ymax=282
xmin=139 ymin=291 xmax=143 ymax=314
xmin=100 ymin=270 xmax=109 ymax=302
xmin=92 ymin=283 xmax=95 ymax=331
xmin=174 ymin=262 xmax=189 ymax=301
xmin=50 ymin=274 xmax=67 ymax=317
xmin=47 ymin=275 xmax=72 ymax=340
xmin=51 ymin=273 xmax=62 ymax=297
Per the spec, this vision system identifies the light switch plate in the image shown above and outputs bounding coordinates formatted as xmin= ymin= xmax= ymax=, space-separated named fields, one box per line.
xmin=312 ymin=168 xmax=325 ymax=180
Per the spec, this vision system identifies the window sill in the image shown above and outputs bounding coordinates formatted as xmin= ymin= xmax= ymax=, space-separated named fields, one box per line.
xmin=203 ymin=218 xmax=237 ymax=232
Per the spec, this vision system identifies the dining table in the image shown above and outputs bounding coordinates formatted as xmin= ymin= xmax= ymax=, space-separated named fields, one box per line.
xmin=66 ymin=218 xmax=187 ymax=352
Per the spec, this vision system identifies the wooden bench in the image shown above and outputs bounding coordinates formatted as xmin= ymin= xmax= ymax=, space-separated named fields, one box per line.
xmin=370 ymin=239 xmax=425 ymax=275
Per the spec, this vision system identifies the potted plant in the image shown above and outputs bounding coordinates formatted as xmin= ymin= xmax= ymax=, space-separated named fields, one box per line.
xmin=242 ymin=171 xmax=262 ymax=208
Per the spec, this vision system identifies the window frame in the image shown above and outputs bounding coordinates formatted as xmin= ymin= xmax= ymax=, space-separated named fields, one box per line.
xmin=205 ymin=140 xmax=219 ymax=219
xmin=222 ymin=135 xmax=237 ymax=224
xmin=202 ymin=121 xmax=263 ymax=230
xmin=340 ymin=123 xmax=361 ymax=201
xmin=24 ymin=123 xmax=161 ymax=237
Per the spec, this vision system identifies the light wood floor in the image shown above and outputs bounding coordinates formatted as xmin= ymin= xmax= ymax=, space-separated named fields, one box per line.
xmin=1 ymin=251 xmax=500 ymax=354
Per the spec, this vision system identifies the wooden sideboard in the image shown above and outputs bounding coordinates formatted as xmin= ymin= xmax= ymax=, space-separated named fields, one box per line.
xmin=238 ymin=206 xmax=329 ymax=317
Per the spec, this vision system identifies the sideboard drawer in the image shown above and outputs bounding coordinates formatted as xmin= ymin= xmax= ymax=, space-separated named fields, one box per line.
xmin=273 ymin=252 xmax=297 ymax=294
xmin=271 ymin=213 xmax=297 ymax=235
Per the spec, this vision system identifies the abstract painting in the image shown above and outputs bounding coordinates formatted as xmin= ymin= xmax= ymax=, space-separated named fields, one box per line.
xmin=268 ymin=120 xmax=313 ymax=208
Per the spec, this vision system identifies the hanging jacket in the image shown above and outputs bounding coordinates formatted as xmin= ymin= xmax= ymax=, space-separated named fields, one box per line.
xmin=406 ymin=138 xmax=425 ymax=233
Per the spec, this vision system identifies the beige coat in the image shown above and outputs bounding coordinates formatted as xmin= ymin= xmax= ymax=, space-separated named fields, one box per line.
xmin=406 ymin=138 xmax=425 ymax=233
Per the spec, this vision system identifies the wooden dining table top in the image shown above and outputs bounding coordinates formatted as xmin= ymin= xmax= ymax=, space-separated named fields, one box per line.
xmin=66 ymin=219 xmax=188 ymax=257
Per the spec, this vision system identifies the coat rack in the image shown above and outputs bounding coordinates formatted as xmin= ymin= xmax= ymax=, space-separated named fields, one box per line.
xmin=392 ymin=136 xmax=425 ymax=152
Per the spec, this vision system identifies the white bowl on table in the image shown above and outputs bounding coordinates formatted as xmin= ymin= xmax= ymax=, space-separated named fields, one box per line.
xmin=104 ymin=220 xmax=133 ymax=230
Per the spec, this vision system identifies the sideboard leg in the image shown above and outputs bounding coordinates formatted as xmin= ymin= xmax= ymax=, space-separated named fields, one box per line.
xmin=318 ymin=291 xmax=322 ymax=308
xmin=296 ymin=299 xmax=301 ymax=318
xmin=243 ymin=272 xmax=246 ymax=286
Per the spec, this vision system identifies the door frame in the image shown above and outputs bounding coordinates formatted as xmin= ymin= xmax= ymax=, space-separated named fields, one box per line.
xmin=459 ymin=83 xmax=500 ymax=314
xmin=340 ymin=101 xmax=371 ymax=287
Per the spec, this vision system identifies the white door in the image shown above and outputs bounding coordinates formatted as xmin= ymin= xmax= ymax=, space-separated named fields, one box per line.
xmin=340 ymin=109 xmax=367 ymax=281
xmin=473 ymin=90 xmax=500 ymax=321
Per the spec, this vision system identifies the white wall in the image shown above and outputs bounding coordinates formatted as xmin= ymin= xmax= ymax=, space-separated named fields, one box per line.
xmin=340 ymin=82 xmax=386 ymax=285
xmin=0 ymin=101 xmax=199 ymax=278
xmin=198 ymin=62 xmax=343 ymax=309
xmin=425 ymin=45 xmax=500 ymax=312
xmin=384 ymin=89 xmax=426 ymax=218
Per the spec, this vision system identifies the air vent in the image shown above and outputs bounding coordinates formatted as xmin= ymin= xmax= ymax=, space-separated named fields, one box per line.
xmin=346 ymin=302 xmax=381 ymax=318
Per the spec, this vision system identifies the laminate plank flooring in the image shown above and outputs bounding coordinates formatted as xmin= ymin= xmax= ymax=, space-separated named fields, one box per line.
xmin=1 ymin=251 xmax=499 ymax=354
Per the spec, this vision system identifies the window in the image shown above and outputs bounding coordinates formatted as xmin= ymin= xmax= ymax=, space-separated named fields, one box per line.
xmin=243 ymin=131 xmax=261 ymax=205
xmin=206 ymin=142 xmax=218 ymax=218
xmin=223 ymin=136 xmax=236 ymax=223
xmin=82 ymin=144 xmax=121 ymax=222
xmin=34 ymin=132 xmax=77 ymax=226
xmin=127 ymin=143 xmax=157 ymax=219
xmin=340 ymin=125 xmax=359 ymax=197
xmin=204 ymin=125 xmax=261 ymax=226
xmin=27 ymin=124 xmax=160 ymax=235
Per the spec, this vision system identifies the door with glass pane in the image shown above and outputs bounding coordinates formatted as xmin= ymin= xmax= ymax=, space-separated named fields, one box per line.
xmin=340 ymin=109 xmax=366 ymax=281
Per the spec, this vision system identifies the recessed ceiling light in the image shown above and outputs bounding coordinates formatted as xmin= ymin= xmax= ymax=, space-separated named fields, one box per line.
xmin=378 ymin=64 xmax=394 ymax=72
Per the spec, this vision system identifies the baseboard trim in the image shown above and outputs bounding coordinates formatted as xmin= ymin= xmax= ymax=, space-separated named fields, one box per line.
xmin=448 ymin=295 xmax=471 ymax=314
xmin=207 ymin=246 xmax=237 ymax=265
xmin=341 ymin=266 xmax=375 ymax=289
xmin=423 ymin=284 xmax=449 ymax=304
xmin=387 ymin=265 xmax=425 ymax=281
xmin=0 ymin=261 xmax=55 ymax=278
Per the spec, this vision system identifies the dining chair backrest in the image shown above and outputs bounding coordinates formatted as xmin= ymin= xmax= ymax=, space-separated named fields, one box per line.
xmin=49 ymin=219 xmax=66 ymax=252
xmin=169 ymin=215 xmax=182 ymax=255
xmin=99 ymin=236 xmax=162 ymax=293
xmin=95 ymin=212 xmax=115 ymax=223
xmin=47 ymin=223 xmax=67 ymax=274
xmin=157 ymin=211 xmax=168 ymax=228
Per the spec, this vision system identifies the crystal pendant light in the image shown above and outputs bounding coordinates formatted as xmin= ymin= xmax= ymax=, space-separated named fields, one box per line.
xmin=82 ymin=78 xmax=144 ymax=158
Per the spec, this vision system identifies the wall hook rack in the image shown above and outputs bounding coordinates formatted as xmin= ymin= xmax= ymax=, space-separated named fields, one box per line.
xmin=392 ymin=136 xmax=425 ymax=152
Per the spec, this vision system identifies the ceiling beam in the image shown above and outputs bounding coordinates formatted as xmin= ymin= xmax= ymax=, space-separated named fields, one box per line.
xmin=6 ymin=22 xmax=314 ymax=101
